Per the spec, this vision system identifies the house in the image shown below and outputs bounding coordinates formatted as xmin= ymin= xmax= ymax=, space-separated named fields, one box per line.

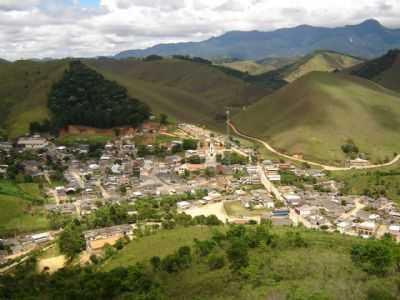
xmin=177 ymin=201 xmax=192 ymax=210
xmin=295 ymin=205 xmax=315 ymax=216
xmin=31 ymin=232 xmax=52 ymax=244
xmin=355 ymin=221 xmax=377 ymax=238
xmin=84 ymin=225 xmax=133 ymax=250
xmin=388 ymin=224 xmax=400 ymax=241
xmin=267 ymin=174 xmax=281 ymax=182
xmin=349 ymin=158 xmax=370 ymax=168
xmin=17 ymin=135 xmax=48 ymax=150
xmin=0 ymin=142 xmax=13 ymax=152
xmin=336 ymin=221 xmax=352 ymax=234
xmin=0 ymin=165 xmax=8 ymax=178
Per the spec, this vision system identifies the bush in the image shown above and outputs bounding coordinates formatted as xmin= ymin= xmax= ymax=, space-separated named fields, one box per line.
xmin=208 ymin=254 xmax=225 ymax=270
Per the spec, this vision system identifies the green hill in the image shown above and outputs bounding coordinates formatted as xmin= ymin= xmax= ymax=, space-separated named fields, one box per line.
xmin=0 ymin=60 xmax=68 ymax=138
xmin=348 ymin=49 xmax=400 ymax=92
xmin=86 ymin=58 xmax=272 ymax=128
xmin=274 ymin=50 xmax=364 ymax=82
xmin=233 ymin=72 xmax=400 ymax=164
xmin=220 ymin=60 xmax=275 ymax=75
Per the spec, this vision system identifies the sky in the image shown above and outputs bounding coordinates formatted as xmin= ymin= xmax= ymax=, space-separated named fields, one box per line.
xmin=0 ymin=0 xmax=399 ymax=60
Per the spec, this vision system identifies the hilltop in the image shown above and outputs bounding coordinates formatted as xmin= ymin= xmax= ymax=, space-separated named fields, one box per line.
xmin=86 ymin=58 xmax=274 ymax=127
xmin=347 ymin=49 xmax=400 ymax=92
xmin=275 ymin=50 xmax=364 ymax=82
xmin=0 ymin=60 xmax=68 ymax=138
xmin=233 ymin=72 xmax=400 ymax=164
xmin=116 ymin=19 xmax=400 ymax=60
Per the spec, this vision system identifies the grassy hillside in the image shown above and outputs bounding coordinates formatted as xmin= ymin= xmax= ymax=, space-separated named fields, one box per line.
xmin=348 ymin=49 xmax=400 ymax=92
xmin=233 ymin=72 xmax=400 ymax=164
xmin=0 ymin=60 xmax=68 ymax=138
xmin=0 ymin=181 xmax=49 ymax=236
xmin=86 ymin=58 xmax=271 ymax=128
xmin=278 ymin=50 xmax=363 ymax=82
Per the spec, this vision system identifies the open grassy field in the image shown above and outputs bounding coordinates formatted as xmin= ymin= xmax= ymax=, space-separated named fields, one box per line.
xmin=0 ymin=60 xmax=68 ymax=138
xmin=0 ymin=181 xmax=49 ymax=236
xmin=219 ymin=60 xmax=276 ymax=75
xmin=224 ymin=200 xmax=270 ymax=217
xmin=234 ymin=71 xmax=400 ymax=165
xmin=102 ymin=226 xmax=221 ymax=271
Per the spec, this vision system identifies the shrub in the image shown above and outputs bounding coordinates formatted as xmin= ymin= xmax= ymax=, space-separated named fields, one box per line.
xmin=208 ymin=254 xmax=225 ymax=270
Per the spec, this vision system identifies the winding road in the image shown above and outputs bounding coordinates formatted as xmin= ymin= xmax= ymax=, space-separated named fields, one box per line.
xmin=228 ymin=121 xmax=400 ymax=172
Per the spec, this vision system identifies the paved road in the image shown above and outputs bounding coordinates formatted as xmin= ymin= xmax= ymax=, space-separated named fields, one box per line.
xmin=229 ymin=122 xmax=400 ymax=172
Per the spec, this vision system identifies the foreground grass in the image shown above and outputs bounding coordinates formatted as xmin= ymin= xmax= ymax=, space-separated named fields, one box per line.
xmin=101 ymin=226 xmax=399 ymax=300
xmin=103 ymin=226 xmax=221 ymax=271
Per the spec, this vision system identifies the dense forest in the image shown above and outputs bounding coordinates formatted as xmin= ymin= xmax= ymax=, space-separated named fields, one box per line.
xmin=48 ymin=61 xmax=150 ymax=129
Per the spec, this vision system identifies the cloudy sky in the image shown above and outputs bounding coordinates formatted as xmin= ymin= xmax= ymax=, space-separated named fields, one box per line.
xmin=0 ymin=0 xmax=399 ymax=60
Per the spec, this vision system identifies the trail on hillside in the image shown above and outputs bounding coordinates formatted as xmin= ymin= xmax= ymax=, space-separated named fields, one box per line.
xmin=229 ymin=122 xmax=400 ymax=172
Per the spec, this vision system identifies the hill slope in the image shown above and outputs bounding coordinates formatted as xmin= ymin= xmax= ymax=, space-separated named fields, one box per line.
xmin=0 ymin=60 xmax=68 ymax=138
xmin=233 ymin=72 xmax=400 ymax=164
xmin=277 ymin=50 xmax=363 ymax=82
xmin=116 ymin=19 xmax=400 ymax=60
xmin=86 ymin=58 xmax=272 ymax=127
xmin=347 ymin=49 xmax=400 ymax=92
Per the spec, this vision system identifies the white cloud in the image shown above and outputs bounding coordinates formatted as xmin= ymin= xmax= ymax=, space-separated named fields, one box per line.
xmin=0 ymin=0 xmax=400 ymax=60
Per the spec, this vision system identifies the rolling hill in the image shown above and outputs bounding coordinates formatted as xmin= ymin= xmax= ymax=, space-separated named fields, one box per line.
xmin=116 ymin=19 xmax=400 ymax=60
xmin=219 ymin=60 xmax=275 ymax=75
xmin=0 ymin=60 xmax=68 ymax=138
xmin=86 ymin=58 xmax=273 ymax=128
xmin=233 ymin=72 xmax=400 ymax=164
xmin=275 ymin=50 xmax=364 ymax=82
xmin=347 ymin=49 xmax=400 ymax=92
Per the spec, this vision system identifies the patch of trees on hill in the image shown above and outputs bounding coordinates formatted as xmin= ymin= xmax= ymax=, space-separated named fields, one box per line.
xmin=48 ymin=61 xmax=150 ymax=129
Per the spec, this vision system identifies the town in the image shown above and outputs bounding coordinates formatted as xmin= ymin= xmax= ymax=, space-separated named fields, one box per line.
xmin=0 ymin=119 xmax=399 ymax=272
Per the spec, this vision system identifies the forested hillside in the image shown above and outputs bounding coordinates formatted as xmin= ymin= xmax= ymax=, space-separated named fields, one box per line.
xmin=48 ymin=61 xmax=150 ymax=129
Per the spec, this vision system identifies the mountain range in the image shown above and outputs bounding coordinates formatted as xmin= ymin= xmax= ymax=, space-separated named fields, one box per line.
xmin=115 ymin=19 xmax=400 ymax=60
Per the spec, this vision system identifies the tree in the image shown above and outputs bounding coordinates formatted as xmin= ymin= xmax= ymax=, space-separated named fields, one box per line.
xmin=159 ymin=113 xmax=168 ymax=125
xmin=58 ymin=223 xmax=86 ymax=260
xmin=194 ymin=239 xmax=216 ymax=257
xmin=226 ymin=238 xmax=249 ymax=272
xmin=182 ymin=139 xmax=198 ymax=150
xmin=150 ymin=256 xmax=161 ymax=271
xmin=351 ymin=240 xmax=394 ymax=276
xmin=208 ymin=253 xmax=225 ymax=270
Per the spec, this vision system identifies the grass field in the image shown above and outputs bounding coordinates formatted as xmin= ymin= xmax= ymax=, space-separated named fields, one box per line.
xmin=224 ymin=200 xmax=270 ymax=217
xmin=0 ymin=181 xmax=49 ymax=236
xmin=102 ymin=226 xmax=221 ymax=271
xmin=234 ymin=72 xmax=400 ymax=165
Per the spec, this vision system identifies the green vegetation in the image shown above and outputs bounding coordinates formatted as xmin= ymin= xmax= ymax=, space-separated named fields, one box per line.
xmin=48 ymin=61 xmax=150 ymax=129
xmin=0 ymin=60 xmax=68 ymax=138
xmin=58 ymin=223 xmax=86 ymax=260
xmin=3 ymin=225 xmax=400 ymax=300
xmin=234 ymin=72 xmax=400 ymax=164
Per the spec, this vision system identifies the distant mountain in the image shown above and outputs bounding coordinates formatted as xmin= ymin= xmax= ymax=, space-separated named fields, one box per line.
xmin=273 ymin=50 xmax=364 ymax=82
xmin=0 ymin=58 xmax=9 ymax=64
xmin=115 ymin=19 xmax=400 ymax=60
xmin=346 ymin=49 xmax=400 ymax=92
xmin=233 ymin=72 xmax=400 ymax=164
